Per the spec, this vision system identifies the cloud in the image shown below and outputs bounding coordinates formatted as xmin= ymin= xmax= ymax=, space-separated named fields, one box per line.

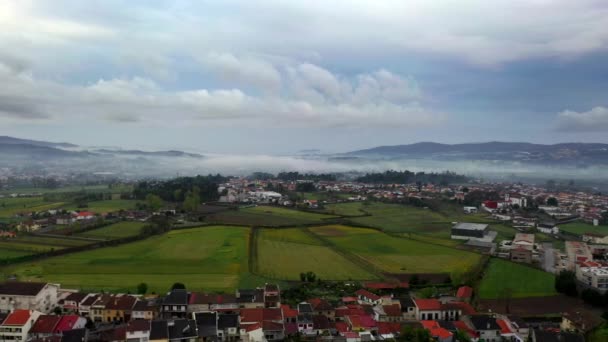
xmin=555 ymin=107 xmax=608 ymax=132
xmin=201 ymin=53 xmax=282 ymax=91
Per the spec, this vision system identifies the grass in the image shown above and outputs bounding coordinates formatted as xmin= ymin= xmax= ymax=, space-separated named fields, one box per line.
xmin=78 ymin=222 xmax=146 ymax=239
xmin=0 ymin=249 xmax=33 ymax=260
xmin=0 ymin=184 xmax=132 ymax=195
xmin=0 ymin=241 xmax=63 ymax=253
xmin=65 ymin=200 xmax=139 ymax=214
xmin=0 ymin=197 xmax=65 ymax=217
xmin=2 ymin=226 xmax=252 ymax=293
xmin=309 ymin=225 xmax=482 ymax=282
xmin=206 ymin=206 xmax=337 ymax=226
xmin=256 ymin=228 xmax=376 ymax=280
xmin=322 ymin=202 xmax=366 ymax=216
xmin=559 ymin=222 xmax=608 ymax=236
xmin=14 ymin=235 xmax=91 ymax=248
xmin=478 ymin=258 xmax=557 ymax=299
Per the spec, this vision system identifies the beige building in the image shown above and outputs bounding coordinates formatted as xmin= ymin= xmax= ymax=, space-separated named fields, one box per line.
xmin=510 ymin=233 xmax=535 ymax=263
xmin=576 ymin=263 xmax=608 ymax=293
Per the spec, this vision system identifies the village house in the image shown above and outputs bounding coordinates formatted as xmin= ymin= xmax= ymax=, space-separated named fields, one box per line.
xmin=307 ymin=298 xmax=335 ymax=321
xmin=0 ymin=282 xmax=59 ymax=314
xmin=236 ymin=289 xmax=265 ymax=309
xmin=59 ymin=292 xmax=90 ymax=314
xmin=161 ymin=289 xmax=189 ymax=319
xmin=103 ymin=294 xmax=137 ymax=323
xmin=194 ymin=311 xmax=218 ymax=341
xmin=28 ymin=314 xmax=86 ymax=340
xmin=217 ymin=313 xmax=240 ymax=341
xmin=126 ymin=319 xmax=151 ymax=342
xmin=354 ymin=289 xmax=382 ymax=306
xmin=0 ymin=309 xmax=42 ymax=342
xmin=464 ymin=315 xmax=502 ymax=342
xmin=510 ymin=233 xmax=535 ymax=263
xmin=132 ymin=298 xmax=160 ymax=320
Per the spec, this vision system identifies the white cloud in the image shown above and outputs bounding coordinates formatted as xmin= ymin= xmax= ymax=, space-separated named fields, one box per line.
xmin=555 ymin=107 xmax=608 ymax=132
xmin=201 ymin=53 xmax=282 ymax=91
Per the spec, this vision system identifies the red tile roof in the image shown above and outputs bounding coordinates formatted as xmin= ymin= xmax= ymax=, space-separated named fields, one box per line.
xmin=347 ymin=315 xmax=376 ymax=329
xmin=54 ymin=315 xmax=82 ymax=333
xmin=377 ymin=322 xmax=401 ymax=335
xmin=3 ymin=310 xmax=31 ymax=326
xmin=497 ymin=319 xmax=513 ymax=334
xmin=441 ymin=301 xmax=476 ymax=315
xmin=240 ymin=309 xmax=264 ymax=324
xmin=453 ymin=321 xmax=479 ymax=339
xmin=421 ymin=320 xmax=453 ymax=339
xmin=355 ymin=289 xmax=380 ymax=301
xmin=308 ymin=298 xmax=333 ymax=311
xmin=383 ymin=304 xmax=401 ymax=317
xmin=127 ymin=319 xmax=151 ymax=333
xmin=343 ymin=331 xmax=359 ymax=338
xmin=456 ymin=286 xmax=473 ymax=299
xmin=335 ymin=322 xmax=350 ymax=333
xmin=30 ymin=315 xmax=60 ymax=334
xmin=245 ymin=323 xmax=262 ymax=332
xmin=414 ymin=298 xmax=441 ymax=311
xmin=262 ymin=321 xmax=283 ymax=331
xmin=342 ymin=297 xmax=358 ymax=303
xmin=281 ymin=304 xmax=298 ymax=318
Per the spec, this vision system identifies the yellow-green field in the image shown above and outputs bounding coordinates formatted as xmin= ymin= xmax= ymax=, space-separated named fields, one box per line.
xmin=77 ymin=221 xmax=146 ymax=239
xmin=65 ymin=200 xmax=139 ymax=214
xmin=0 ymin=197 xmax=65 ymax=217
xmin=310 ymin=225 xmax=482 ymax=281
xmin=256 ymin=228 xmax=376 ymax=280
xmin=2 ymin=226 xmax=252 ymax=292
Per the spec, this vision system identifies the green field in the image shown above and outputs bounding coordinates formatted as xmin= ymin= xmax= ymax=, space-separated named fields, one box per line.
xmin=206 ymin=206 xmax=337 ymax=226
xmin=310 ymin=225 xmax=482 ymax=281
xmin=14 ymin=235 xmax=91 ymax=248
xmin=323 ymin=202 xmax=366 ymax=216
xmin=65 ymin=200 xmax=139 ymax=214
xmin=0 ymin=241 xmax=62 ymax=253
xmin=0 ymin=197 xmax=65 ymax=217
xmin=78 ymin=222 xmax=146 ymax=239
xmin=559 ymin=222 xmax=608 ymax=236
xmin=0 ymin=184 xmax=132 ymax=195
xmin=256 ymin=228 xmax=376 ymax=280
xmin=2 ymin=226 xmax=252 ymax=292
xmin=478 ymin=258 xmax=557 ymax=299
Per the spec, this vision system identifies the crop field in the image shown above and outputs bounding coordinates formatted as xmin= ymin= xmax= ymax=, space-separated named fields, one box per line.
xmin=0 ymin=241 xmax=63 ymax=254
xmin=78 ymin=222 xmax=146 ymax=239
xmin=478 ymin=258 xmax=557 ymax=299
xmin=65 ymin=200 xmax=139 ymax=214
xmin=349 ymin=203 xmax=451 ymax=236
xmin=309 ymin=225 xmax=482 ymax=281
xmin=206 ymin=206 xmax=337 ymax=226
xmin=0 ymin=197 xmax=65 ymax=217
xmin=2 ymin=226 xmax=251 ymax=292
xmin=322 ymin=202 xmax=366 ymax=216
xmin=559 ymin=222 xmax=608 ymax=236
xmin=256 ymin=228 xmax=376 ymax=280
xmin=14 ymin=235 xmax=91 ymax=248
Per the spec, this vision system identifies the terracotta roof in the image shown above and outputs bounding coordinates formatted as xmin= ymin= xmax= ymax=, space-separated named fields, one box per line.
xmin=414 ymin=298 xmax=442 ymax=311
xmin=383 ymin=304 xmax=401 ymax=317
xmin=2 ymin=310 xmax=31 ymax=326
xmin=377 ymin=322 xmax=401 ymax=335
xmin=456 ymin=286 xmax=473 ymax=298
xmin=335 ymin=322 xmax=350 ymax=333
xmin=342 ymin=296 xmax=358 ymax=303
xmin=245 ymin=323 xmax=262 ymax=332
xmin=64 ymin=292 xmax=89 ymax=303
xmin=497 ymin=319 xmax=513 ymax=334
xmin=105 ymin=295 xmax=136 ymax=311
xmin=421 ymin=320 xmax=453 ymax=339
xmin=54 ymin=315 xmax=82 ymax=333
xmin=453 ymin=321 xmax=479 ymax=338
xmin=347 ymin=315 xmax=376 ymax=329
xmin=262 ymin=321 xmax=283 ymax=331
xmin=308 ymin=298 xmax=334 ymax=311
xmin=29 ymin=315 xmax=60 ymax=333
xmin=281 ymin=304 xmax=298 ymax=318
xmin=355 ymin=289 xmax=381 ymax=301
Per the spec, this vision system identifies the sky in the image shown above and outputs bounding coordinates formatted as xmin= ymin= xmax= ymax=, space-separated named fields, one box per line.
xmin=1 ymin=0 xmax=608 ymax=154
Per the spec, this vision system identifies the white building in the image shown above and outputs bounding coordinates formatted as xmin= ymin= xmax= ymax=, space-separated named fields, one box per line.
xmin=576 ymin=264 xmax=608 ymax=293
xmin=0 ymin=309 xmax=42 ymax=342
xmin=0 ymin=282 xmax=59 ymax=314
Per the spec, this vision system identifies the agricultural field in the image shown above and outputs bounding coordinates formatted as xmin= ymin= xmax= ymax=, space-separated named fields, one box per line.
xmin=0 ymin=184 xmax=132 ymax=195
xmin=256 ymin=228 xmax=376 ymax=280
xmin=477 ymin=258 xmax=557 ymax=299
xmin=77 ymin=221 xmax=146 ymax=239
xmin=2 ymin=226 xmax=252 ymax=293
xmin=559 ymin=222 xmax=608 ymax=236
xmin=65 ymin=200 xmax=139 ymax=214
xmin=206 ymin=206 xmax=337 ymax=226
xmin=0 ymin=197 xmax=65 ymax=218
xmin=0 ymin=234 xmax=93 ymax=261
xmin=310 ymin=225 xmax=482 ymax=282
xmin=322 ymin=202 xmax=366 ymax=216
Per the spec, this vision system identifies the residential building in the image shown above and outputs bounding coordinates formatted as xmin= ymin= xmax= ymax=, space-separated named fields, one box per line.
xmin=103 ymin=294 xmax=137 ymax=323
xmin=576 ymin=263 xmax=608 ymax=293
xmin=194 ymin=312 xmax=218 ymax=341
xmin=0 ymin=309 xmax=42 ymax=342
xmin=132 ymin=298 xmax=160 ymax=320
xmin=217 ymin=313 xmax=240 ymax=342
xmin=0 ymin=282 xmax=59 ymax=314
xmin=465 ymin=315 xmax=501 ymax=342
xmin=161 ymin=289 xmax=189 ymax=319
xmin=126 ymin=319 xmax=151 ymax=342
xmin=511 ymin=233 xmax=535 ymax=263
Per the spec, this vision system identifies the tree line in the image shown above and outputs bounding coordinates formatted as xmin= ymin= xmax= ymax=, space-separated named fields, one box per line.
xmin=355 ymin=170 xmax=468 ymax=185
xmin=132 ymin=175 xmax=227 ymax=204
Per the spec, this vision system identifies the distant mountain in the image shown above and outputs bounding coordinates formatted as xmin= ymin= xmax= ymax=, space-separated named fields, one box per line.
xmin=95 ymin=149 xmax=204 ymax=158
xmin=0 ymin=136 xmax=78 ymax=148
xmin=0 ymin=143 xmax=88 ymax=158
xmin=346 ymin=141 xmax=608 ymax=165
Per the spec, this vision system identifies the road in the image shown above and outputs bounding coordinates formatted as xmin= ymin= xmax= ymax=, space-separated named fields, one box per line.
xmin=542 ymin=242 xmax=556 ymax=274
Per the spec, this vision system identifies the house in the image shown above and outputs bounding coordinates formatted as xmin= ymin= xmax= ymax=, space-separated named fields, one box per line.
xmin=377 ymin=322 xmax=403 ymax=340
xmin=54 ymin=315 xmax=86 ymax=335
xmin=575 ymin=264 xmax=608 ymax=293
xmin=126 ymin=319 xmax=151 ymax=342
xmin=354 ymin=289 xmax=381 ymax=305
xmin=263 ymin=284 xmax=280 ymax=308
xmin=132 ymin=298 xmax=160 ymax=320
xmin=345 ymin=314 xmax=376 ymax=331
xmin=74 ymin=211 xmax=95 ymax=221
xmin=194 ymin=312 xmax=218 ymax=341
xmin=414 ymin=299 xmax=474 ymax=321
xmin=373 ymin=304 xmax=402 ymax=322
xmin=103 ymin=294 xmax=137 ymax=323
xmin=240 ymin=308 xmax=284 ymax=341
xmin=0 ymin=281 xmax=59 ymax=314
xmin=296 ymin=303 xmax=314 ymax=334
xmin=421 ymin=320 xmax=453 ymax=342
xmin=236 ymin=289 xmax=265 ymax=309
xmin=413 ymin=299 xmax=441 ymax=320
xmin=451 ymin=223 xmax=496 ymax=242
xmin=463 ymin=206 xmax=478 ymax=214
xmin=90 ymin=294 xmax=113 ymax=322
xmin=511 ymin=233 xmax=535 ymax=263
xmin=78 ymin=294 xmax=98 ymax=317
xmin=465 ymin=315 xmax=502 ymax=342
xmin=537 ymin=223 xmax=559 ymax=235
xmin=281 ymin=304 xmax=298 ymax=336
xmin=60 ymin=292 xmax=90 ymax=314
xmin=161 ymin=289 xmax=189 ymax=319
xmin=307 ymin=298 xmax=335 ymax=321
xmin=312 ymin=315 xmax=330 ymax=335
xmin=188 ymin=293 xmax=238 ymax=313
xmin=217 ymin=313 xmax=240 ymax=341
xmin=397 ymin=297 xmax=417 ymax=320
xmin=28 ymin=314 xmax=61 ymax=340
xmin=456 ymin=286 xmax=473 ymax=302
xmin=0 ymin=309 xmax=42 ymax=342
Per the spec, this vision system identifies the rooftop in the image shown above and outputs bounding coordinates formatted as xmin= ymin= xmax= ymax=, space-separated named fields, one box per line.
xmin=453 ymin=222 xmax=489 ymax=231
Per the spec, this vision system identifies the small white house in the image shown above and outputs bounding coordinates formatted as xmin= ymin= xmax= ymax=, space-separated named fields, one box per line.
xmin=463 ymin=207 xmax=478 ymax=214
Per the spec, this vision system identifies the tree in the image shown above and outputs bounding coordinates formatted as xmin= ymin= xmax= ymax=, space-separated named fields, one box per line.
xmin=581 ymin=288 xmax=604 ymax=307
xmin=183 ymin=187 xmax=201 ymax=212
xmin=547 ymin=197 xmax=558 ymax=206
xmin=299 ymin=273 xmax=306 ymax=282
xmin=454 ymin=329 xmax=472 ymax=342
xmin=146 ymin=194 xmax=163 ymax=211
xmin=137 ymin=282 xmax=148 ymax=295
xmin=53 ymin=306 xmax=62 ymax=315
xmin=171 ymin=282 xmax=186 ymax=290
xmin=555 ymin=271 xmax=578 ymax=297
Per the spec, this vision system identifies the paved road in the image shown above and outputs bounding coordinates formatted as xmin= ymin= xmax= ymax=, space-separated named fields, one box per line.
xmin=542 ymin=242 xmax=556 ymax=274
